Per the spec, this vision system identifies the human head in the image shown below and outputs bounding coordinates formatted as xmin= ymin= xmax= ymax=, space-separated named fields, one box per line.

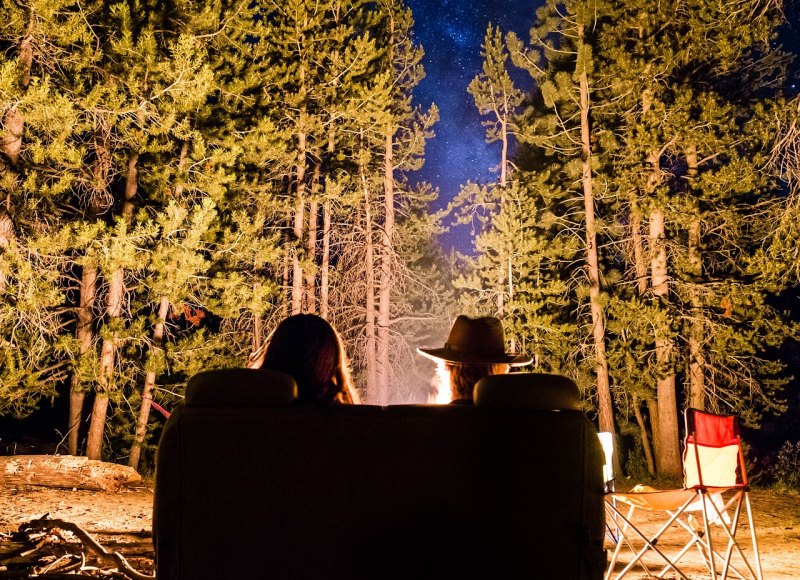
xmin=418 ymin=315 xmax=531 ymax=401
xmin=261 ymin=314 xmax=358 ymax=404
xmin=445 ymin=362 xmax=510 ymax=401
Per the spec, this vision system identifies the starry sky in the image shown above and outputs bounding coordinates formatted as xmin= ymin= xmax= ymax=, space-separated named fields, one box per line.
xmin=406 ymin=1 xmax=800 ymax=254
xmin=407 ymin=0 xmax=539 ymax=253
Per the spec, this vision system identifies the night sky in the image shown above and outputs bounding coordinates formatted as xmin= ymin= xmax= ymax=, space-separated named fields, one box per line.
xmin=407 ymin=1 xmax=800 ymax=254
xmin=407 ymin=0 xmax=539 ymax=253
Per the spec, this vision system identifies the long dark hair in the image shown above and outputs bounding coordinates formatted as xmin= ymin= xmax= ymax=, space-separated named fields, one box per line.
xmin=260 ymin=314 xmax=358 ymax=404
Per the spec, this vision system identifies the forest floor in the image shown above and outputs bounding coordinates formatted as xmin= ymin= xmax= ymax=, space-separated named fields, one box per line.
xmin=0 ymin=483 xmax=798 ymax=578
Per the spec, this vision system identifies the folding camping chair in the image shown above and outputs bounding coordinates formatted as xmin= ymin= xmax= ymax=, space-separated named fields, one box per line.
xmin=605 ymin=409 xmax=762 ymax=580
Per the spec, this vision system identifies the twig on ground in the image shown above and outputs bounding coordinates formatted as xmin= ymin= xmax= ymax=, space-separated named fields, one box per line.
xmin=21 ymin=518 xmax=154 ymax=580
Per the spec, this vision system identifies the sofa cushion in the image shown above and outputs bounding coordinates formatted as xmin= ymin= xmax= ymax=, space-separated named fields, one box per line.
xmin=185 ymin=368 xmax=297 ymax=407
xmin=474 ymin=372 xmax=582 ymax=410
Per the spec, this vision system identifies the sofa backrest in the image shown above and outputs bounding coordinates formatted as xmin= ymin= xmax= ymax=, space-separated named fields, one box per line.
xmin=154 ymin=369 xmax=606 ymax=580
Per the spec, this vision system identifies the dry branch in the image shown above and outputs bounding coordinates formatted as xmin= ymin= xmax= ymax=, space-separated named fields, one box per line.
xmin=22 ymin=519 xmax=153 ymax=580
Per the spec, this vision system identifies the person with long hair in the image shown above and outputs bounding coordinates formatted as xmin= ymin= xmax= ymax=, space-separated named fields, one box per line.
xmin=251 ymin=314 xmax=359 ymax=404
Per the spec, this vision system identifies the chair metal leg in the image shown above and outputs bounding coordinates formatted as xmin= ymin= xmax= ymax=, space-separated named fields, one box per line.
xmin=604 ymin=502 xmax=692 ymax=580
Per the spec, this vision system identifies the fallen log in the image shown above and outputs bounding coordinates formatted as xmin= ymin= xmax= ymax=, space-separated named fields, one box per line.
xmin=0 ymin=455 xmax=141 ymax=492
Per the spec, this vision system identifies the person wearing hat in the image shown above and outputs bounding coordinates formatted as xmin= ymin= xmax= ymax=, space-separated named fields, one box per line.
xmin=418 ymin=315 xmax=532 ymax=403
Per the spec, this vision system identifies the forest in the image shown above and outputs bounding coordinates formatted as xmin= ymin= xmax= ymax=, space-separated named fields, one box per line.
xmin=1 ymin=0 xmax=800 ymax=483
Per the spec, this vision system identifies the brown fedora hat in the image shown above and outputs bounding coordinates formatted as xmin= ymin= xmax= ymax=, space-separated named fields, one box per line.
xmin=417 ymin=315 xmax=532 ymax=366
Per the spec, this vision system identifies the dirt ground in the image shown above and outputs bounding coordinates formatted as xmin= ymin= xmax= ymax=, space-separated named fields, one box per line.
xmin=0 ymin=484 xmax=798 ymax=578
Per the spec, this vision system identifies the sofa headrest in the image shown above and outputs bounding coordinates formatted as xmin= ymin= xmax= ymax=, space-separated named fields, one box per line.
xmin=473 ymin=373 xmax=582 ymax=410
xmin=186 ymin=368 xmax=298 ymax=407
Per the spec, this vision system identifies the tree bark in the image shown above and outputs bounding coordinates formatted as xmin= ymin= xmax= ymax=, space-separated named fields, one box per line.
xmin=305 ymin=163 xmax=320 ymax=314
xmin=0 ymin=455 xmax=141 ymax=492
xmin=86 ymin=152 xmax=139 ymax=460
xmin=291 ymin=59 xmax=308 ymax=314
xmin=630 ymin=194 xmax=649 ymax=296
xmin=0 ymin=11 xmax=33 ymax=293
xmin=649 ymin=204 xmax=681 ymax=477
xmin=376 ymin=126 xmax=394 ymax=405
xmin=685 ymin=145 xmax=705 ymax=410
xmin=632 ymin=396 xmax=656 ymax=476
xmin=282 ymin=234 xmax=290 ymax=318
xmin=577 ymin=24 xmax=616 ymax=451
xmin=128 ymin=297 xmax=170 ymax=470
xmin=67 ymin=266 xmax=98 ymax=456
xmin=629 ymin=193 xmax=657 ymax=472
xmin=292 ymin=167 xmax=306 ymax=315
xmin=321 ymin=200 xmax=331 ymax=319
xmin=360 ymin=134 xmax=377 ymax=401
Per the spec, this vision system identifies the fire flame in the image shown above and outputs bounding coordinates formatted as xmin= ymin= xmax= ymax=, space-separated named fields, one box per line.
xmin=428 ymin=361 xmax=451 ymax=404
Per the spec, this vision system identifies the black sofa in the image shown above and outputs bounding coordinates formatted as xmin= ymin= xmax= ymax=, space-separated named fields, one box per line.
xmin=153 ymin=369 xmax=606 ymax=579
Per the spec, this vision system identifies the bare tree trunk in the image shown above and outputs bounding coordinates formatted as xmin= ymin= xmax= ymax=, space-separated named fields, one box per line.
xmin=642 ymin=82 xmax=680 ymax=476
xmin=686 ymin=145 xmax=705 ymax=411
xmin=292 ymin=165 xmax=306 ymax=314
xmin=86 ymin=152 xmax=138 ymax=460
xmin=630 ymin=195 xmax=649 ymax=296
xmin=632 ymin=396 xmax=656 ymax=476
xmin=2 ymin=11 xmax=33 ymax=162
xmin=291 ymin=60 xmax=308 ymax=314
xmin=360 ymin=135 xmax=377 ymax=401
xmin=321 ymin=200 xmax=331 ymax=319
xmin=577 ymin=27 xmax=616 ymax=451
xmin=305 ymin=163 xmax=320 ymax=314
xmin=128 ymin=296 xmax=170 ymax=469
xmin=649 ymin=203 xmax=681 ymax=477
xmin=629 ymin=193 xmax=656 ymax=475
xmin=68 ymin=266 xmax=97 ymax=456
xmin=252 ymin=286 xmax=263 ymax=356
xmin=69 ymin=123 xmax=112 ymax=455
xmin=128 ymin=137 xmax=190 ymax=468
xmin=376 ymin=126 xmax=394 ymax=405
xmin=0 ymin=12 xmax=33 ymax=293
xmin=500 ymin=118 xmax=509 ymax=187
xmin=282 ymin=234 xmax=290 ymax=318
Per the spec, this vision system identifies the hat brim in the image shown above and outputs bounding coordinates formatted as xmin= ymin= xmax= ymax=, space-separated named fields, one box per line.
xmin=417 ymin=347 xmax=532 ymax=366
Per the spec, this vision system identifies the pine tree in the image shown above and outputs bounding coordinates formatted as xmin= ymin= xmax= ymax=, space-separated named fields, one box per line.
xmin=504 ymin=0 xmax=617 ymax=451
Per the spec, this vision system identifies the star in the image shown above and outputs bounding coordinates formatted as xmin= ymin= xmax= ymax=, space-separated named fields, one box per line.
xmin=407 ymin=0 xmax=538 ymax=253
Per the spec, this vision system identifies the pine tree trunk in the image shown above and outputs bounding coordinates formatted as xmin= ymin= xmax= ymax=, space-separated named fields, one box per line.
xmin=128 ymin=296 xmax=170 ymax=469
xmin=282 ymin=234 xmax=290 ymax=318
xmin=292 ymin=146 xmax=306 ymax=314
xmin=500 ymin=118 xmax=509 ymax=187
xmin=630 ymin=195 xmax=649 ymax=296
xmin=649 ymin=205 xmax=681 ymax=477
xmin=577 ymin=29 xmax=616 ymax=451
xmin=291 ymin=59 xmax=308 ymax=314
xmin=361 ymin=140 xmax=377 ymax=402
xmin=321 ymin=200 xmax=331 ymax=319
xmin=376 ymin=126 xmax=394 ymax=405
xmin=632 ymin=396 xmax=656 ymax=476
xmin=320 ymin=125 xmax=336 ymax=320
xmin=0 ymin=13 xmax=32 ymax=293
xmin=252 ymin=285 xmax=263 ymax=357
xmin=495 ymin=106 xmax=508 ymax=319
xmin=67 ymin=265 xmax=98 ymax=456
xmin=629 ymin=193 xmax=657 ymax=471
xmin=2 ymin=12 xmax=33 ymax=162
xmin=305 ymin=163 xmax=320 ymax=314
xmin=86 ymin=152 xmax=138 ymax=460
xmin=69 ymin=124 xmax=112 ymax=455
xmin=686 ymin=145 xmax=705 ymax=410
